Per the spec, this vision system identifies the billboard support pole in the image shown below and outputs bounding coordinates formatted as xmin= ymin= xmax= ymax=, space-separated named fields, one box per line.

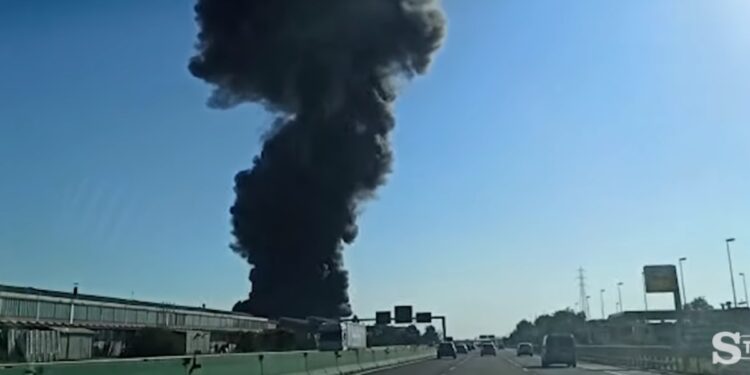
xmin=434 ymin=316 xmax=447 ymax=339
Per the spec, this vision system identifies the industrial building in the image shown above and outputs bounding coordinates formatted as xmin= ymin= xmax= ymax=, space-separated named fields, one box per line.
xmin=0 ymin=283 xmax=275 ymax=362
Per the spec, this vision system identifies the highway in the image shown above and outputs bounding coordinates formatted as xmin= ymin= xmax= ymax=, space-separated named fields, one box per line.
xmin=366 ymin=348 xmax=660 ymax=375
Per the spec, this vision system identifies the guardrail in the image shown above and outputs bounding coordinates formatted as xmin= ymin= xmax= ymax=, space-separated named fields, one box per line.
xmin=577 ymin=345 xmax=750 ymax=375
xmin=577 ymin=345 xmax=679 ymax=370
xmin=0 ymin=346 xmax=433 ymax=375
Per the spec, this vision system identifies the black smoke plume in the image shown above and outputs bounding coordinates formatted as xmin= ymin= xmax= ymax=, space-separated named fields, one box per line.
xmin=189 ymin=0 xmax=446 ymax=319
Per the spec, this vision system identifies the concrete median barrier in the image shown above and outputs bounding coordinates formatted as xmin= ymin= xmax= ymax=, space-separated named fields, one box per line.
xmin=0 ymin=346 xmax=433 ymax=375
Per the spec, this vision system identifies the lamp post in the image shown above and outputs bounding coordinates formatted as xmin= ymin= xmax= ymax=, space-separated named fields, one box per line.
xmin=642 ymin=271 xmax=649 ymax=311
xmin=617 ymin=282 xmax=624 ymax=312
xmin=600 ymin=289 xmax=606 ymax=319
xmin=740 ymin=272 xmax=749 ymax=308
xmin=727 ymin=238 xmax=738 ymax=308
xmin=678 ymin=257 xmax=687 ymax=306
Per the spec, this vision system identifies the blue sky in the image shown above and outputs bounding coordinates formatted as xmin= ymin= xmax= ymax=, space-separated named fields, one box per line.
xmin=2 ymin=1 xmax=750 ymax=338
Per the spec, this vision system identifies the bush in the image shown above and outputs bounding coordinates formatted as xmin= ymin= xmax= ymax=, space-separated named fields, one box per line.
xmin=234 ymin=329 xmax=297 ymax=352
xmin=122 ymin=328 xmax=184 ymax=358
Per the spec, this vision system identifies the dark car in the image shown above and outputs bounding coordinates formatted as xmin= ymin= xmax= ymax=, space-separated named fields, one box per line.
xmin=437 ymin=342 xmax=457 ymax=359
xmin=480 ymin=343 xmax=497 ymax=356
xmin=516 ymin=342 xmax=533 ymax=356
xmin=541 ymin=334 xmax=577 ymax=367
xmin=455 ymin=344 xmax=468 ymax=354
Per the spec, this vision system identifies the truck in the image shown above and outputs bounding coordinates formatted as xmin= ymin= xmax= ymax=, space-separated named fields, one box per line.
xmin=317 ymin=322 xmax=367 ymax=351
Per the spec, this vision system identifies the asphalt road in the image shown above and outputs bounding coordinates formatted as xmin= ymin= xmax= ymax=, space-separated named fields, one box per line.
xmin=365 ymin=349 xmax=661 ymax=375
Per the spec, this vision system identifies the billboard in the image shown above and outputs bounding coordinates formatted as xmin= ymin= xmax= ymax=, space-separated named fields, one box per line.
xmin=394 ymin=305 xmax=413 ymax=324
xmin=644 ymin=265 xmax=679 ymax=293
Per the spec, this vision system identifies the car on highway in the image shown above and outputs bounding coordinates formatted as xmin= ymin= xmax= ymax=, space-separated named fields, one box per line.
xmin=437 ymin=342 xmax=457 ymax=359
xmin=541 ymin=334 xmax=577 ymax=368
xmin=455 ymin=343 xmax=469 ymax=354
xmin=480 ymin=343 xmax=497 ymax=356
xmin=516 ymin=342 xmax=533 ymax=356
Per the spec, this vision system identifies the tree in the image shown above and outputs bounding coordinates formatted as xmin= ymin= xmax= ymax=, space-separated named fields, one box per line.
xmin=685 ymin=296 xmax=713 ymax=311
xmin=403 ymin=324 xmax=421 ymax=344
xmin=507 ymin=309 xmax=589 ymax=346
xmin=421 ymin=325 xmax=440 ymax=345
xmin=368 ymin=325 xmax=421 ymax=346
xmin=508 ymin=319 xmax=535 ymax=344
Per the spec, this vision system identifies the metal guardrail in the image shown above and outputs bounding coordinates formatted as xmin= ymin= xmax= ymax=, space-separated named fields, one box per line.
xmin=577 ymin=345 xmax=750 ymax=375
xmin=577 ymin=345 xmax=680 ymax=371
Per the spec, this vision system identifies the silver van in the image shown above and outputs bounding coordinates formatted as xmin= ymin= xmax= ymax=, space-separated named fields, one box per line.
xmin=541 ymin=334 xmax=576 ymax=367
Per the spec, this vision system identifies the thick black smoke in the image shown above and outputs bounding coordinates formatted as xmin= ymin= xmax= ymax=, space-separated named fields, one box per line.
xmin=189 ymin=0 xmax=446 ymax=319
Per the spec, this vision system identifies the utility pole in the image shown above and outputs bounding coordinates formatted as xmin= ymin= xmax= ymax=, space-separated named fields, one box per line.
xmin=740 ymin=272 xmax=749 ymax=308
xmin=600 ymin=289 xmax=606 ymax=319
xmin=727 ymin=238 xmax=738 ymax=308
xmin=678 ymin=257 xmax=688 ymax=306
xmin=577 ymin=268 xmax=588 ymax=318
xmin=642 ymin=271 xmax=649 ymax=311
xmin=617 ymin=282 xmax=624 ymax=312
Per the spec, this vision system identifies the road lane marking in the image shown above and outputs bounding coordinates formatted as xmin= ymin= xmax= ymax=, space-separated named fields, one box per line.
xmin=438 ymin=355 xmax=472 ymax=375
xmin=502 ymin=356 xmax=523 ymax=368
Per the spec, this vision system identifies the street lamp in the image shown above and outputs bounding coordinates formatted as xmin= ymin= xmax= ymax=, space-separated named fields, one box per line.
xmin=642 ymin=271 xmax=649 ymax=311
xmin=617 ymin=282 xmax=624 ymax=312
xmin=600 ymin=289 xmax=606 ymax=319
xmin=727 ymin=238 xmax=738 ymax=308
xmin=678 ymin=257 xmax=687 ymax=307
xmin=741 ymin=272 xmax=749 ymax=308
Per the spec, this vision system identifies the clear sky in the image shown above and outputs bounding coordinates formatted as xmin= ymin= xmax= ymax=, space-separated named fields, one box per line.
xmin=2 ymin=1 xmax=750 ymax=339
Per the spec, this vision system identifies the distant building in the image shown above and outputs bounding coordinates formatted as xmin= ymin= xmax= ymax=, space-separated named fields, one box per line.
xmin=0 ymin=283 xmax=275 ymax=361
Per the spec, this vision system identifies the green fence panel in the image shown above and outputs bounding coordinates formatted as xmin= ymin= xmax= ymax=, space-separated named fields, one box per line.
xmin=260 ymin=352 xmax=308 ymax=375
xmin=0 ymin=365 xmax=29 ymax=375
xmin=1 ymin=357 xmax=187 ymax=375
xmin=374 ymin=348 xmax=396 ymax=367
xmin=358 ymin=349 xmax=379 ymax=371
xmin=305 ymin=351 xmax=338 ymax=375
xmin=335 ymin=350 xmax=361 ymax=374
xmin=196 ymin=353 xmax=262 ymax=375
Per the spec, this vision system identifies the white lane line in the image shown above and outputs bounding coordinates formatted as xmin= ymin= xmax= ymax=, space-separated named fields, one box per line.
xmin=604 ymin=371 xmax=629 ymax=375
xmin=504 ymin=357 xmax=523 ymax=368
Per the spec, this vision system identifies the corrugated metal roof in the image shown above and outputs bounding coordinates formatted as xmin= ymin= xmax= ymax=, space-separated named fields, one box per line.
xmin=50 ymin=327 xmax=95 ymax=335
xmin=0 ymin=283 xmax=260 ymax=319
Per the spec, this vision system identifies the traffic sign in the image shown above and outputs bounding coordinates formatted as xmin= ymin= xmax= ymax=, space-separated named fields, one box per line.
xmin=415 ymin=312 xmax=432 ymax=323
xmin=394 ymin=305 xmax=413 ymax=324
xmin=375 ymin=311 xmax=391 ymax=325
